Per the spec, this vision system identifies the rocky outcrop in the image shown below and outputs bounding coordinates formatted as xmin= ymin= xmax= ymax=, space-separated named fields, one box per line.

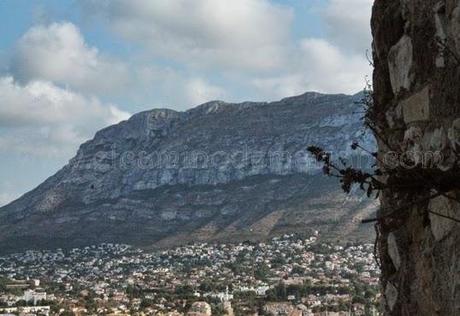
xmin=0 ymin=92 xmax=376 ymax=253
xmin=372 ymin=0 xmax=460 ymax=314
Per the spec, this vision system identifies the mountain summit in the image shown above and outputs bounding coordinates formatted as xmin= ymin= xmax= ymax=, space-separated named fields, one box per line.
xmin=0 ymin=92 xmax=376 ymax=253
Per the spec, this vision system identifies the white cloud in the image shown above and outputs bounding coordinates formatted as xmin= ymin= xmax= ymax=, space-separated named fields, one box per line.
xmin=0 ymin=76 xmax=130 ymax=157
xmin=78 ymin=0 xmax=373 ymax=97
xmin=10 ymin=21 xmax=230 ymax=109
xmin=249 ymin=0 xmax=374 ymax=98
xmin=7 ymin=1 xmax=374 ymax=107
xmin=185 ymin=78 xmax=226 ymax=105
xmin=323 ymin=0 xmax=373 ymax=53
xmin=297 ymin=38 xmax=371 ymax=92
xmin=251 ymin=38 xmax=371 ymax=98
xmin=81 ymin=0 xmax=293 ymax=72
xmin=12 ymin=22 xmax=131 ymax=95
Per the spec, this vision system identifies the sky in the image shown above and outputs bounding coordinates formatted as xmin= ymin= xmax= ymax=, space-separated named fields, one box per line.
xmin=0 ymin=0 xmax=373 ymax=206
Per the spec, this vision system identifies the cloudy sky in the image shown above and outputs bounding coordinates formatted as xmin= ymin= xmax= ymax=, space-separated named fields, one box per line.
xmin=0 ymin=0 xmax=373 ymax=206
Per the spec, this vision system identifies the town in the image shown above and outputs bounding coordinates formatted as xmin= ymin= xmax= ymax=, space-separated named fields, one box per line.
xmin=0 ymin=233 xmax=381 ymax=315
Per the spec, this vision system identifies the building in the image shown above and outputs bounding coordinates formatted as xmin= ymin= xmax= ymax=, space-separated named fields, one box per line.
xmin=187 ymin=301 xmax=212 ymax=316
xmin=23 ymin=289 xmax=47 ymax=305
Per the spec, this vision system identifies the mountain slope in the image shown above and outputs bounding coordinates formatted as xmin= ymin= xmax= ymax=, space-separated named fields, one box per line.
xmin=0 ymin=92 xmax=376 ymax=253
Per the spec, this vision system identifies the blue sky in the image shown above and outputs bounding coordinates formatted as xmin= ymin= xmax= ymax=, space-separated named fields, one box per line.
xmin=0 ymin=0 xmax=373 ymax=205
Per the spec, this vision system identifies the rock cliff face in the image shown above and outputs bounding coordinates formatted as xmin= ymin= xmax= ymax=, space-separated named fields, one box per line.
xmin=0 ymin=92 xmax=376 ymax=253
xmin=372 ymin=0 xmax=460 ymax=314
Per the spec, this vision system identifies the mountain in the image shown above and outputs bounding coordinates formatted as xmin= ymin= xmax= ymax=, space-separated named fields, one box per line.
xmin=0 ymin=92 xmax=377 ymax=254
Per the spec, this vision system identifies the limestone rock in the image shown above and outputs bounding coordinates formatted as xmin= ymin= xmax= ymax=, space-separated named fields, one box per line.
xmin=388 ymin=35 xmax=414 ymax=94
xmin=448 ymin=118 xmax=460 ymax=150
xmin=450 ymin=5 xmax=460 ymax=55
xmin=387 ymin=233 xmax=401 ymax=270
xmin=385 ymin=282 xmax=398 ymax=311
xmin=400 ymin=86 xmax=430 ymax=124
xmin=427 ymin=127 xmax=447 ymax=151
xmin=428 ymin=195 xmax=457 ymax=241
xmin=434 ymin=2 xmax=447 ymax=68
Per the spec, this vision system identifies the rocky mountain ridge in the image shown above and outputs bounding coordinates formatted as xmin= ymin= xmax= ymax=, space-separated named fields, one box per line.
xmin=0 ymin=92 xmax=376 ymax=253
